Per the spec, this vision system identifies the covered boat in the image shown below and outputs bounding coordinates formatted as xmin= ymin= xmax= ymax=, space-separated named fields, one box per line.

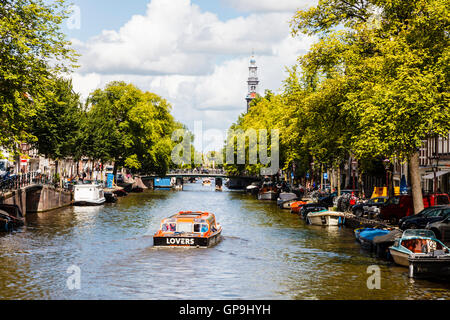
xmin=277 ymin=192 xmax=298 ymax=209
xmin=356 ymin=228 xmax=391 ymax=251
xmin=73 ymin=183 xmax=106 ymax=206
xmin=389 ymin=229 xmax=450 ymax=270
xmin=290 ymin=199 xmax=312 ymax=214
xmin=307 ymin=210 xmax=345 ymax=226
xmin=153 ymin=211 xmax=222 ymax=247
xmin=372 ymin=229 xmax=403 ymax=259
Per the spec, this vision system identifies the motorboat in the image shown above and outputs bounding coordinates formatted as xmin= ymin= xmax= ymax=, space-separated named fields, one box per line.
xmin=73 ymin=183 xmax=106 ymax=206
xmin=154 ymin=211 xmax=222 ymax=247
xmin=372 ymin=229 xmax=403 ymax=259
xmin=355 ymin=228 xmax=391 ymax=251
xmin=246 ymin=182 xmax=260 ymax=195
xmin=290 ymin=198 xmax=313 ymax=214
xmin=300 ymin=204 xmax=328 ymax=221
xmin=307 ymin=210 xmax=345 ymax=226
xmin=277 ymin=192 xmax=298 ymax=209
xmin=389 ymin=229 xmax=450 ymax=271
xmin=0 ymin=204 xmax=24 ymax=232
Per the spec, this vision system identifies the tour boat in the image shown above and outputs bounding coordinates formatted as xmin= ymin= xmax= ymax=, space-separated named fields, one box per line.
xmin=153 ymin=211 xmax=222 ymax=247
xmin=389 ymin=229 xmax=450 ymax=268
xmin=73 ymin=183 xmax=106 ymax=206
xmin=307 ymin=210 xmax=345 ymax=226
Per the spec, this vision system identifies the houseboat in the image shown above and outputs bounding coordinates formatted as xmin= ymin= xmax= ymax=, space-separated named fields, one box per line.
xmin=153 ymin=211 xmax=222 ymax=247
xmin=307 ymin=210 xmax=345 ymax=226
xmin=73 ymin=183 xmax=106 ymax=206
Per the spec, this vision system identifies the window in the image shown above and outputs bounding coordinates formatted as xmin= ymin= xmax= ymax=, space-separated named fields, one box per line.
xmin=194 ymin=224 xmax=209 ymax=233
xmin=177 ymin=222 xmax=193 ymax=233
xmin=426 ymin=210 xmax=442 ymax=217
xmin=387 ymin=197 xmax=400 ymax=205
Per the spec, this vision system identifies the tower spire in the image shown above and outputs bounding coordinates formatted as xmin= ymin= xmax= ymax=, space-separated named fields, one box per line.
xmin=246 ymin=52 xmax=259 ymax=112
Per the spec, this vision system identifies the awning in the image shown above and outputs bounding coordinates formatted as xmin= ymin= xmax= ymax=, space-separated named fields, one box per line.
xmin=422 ymin=170 xmax=450 ymax=180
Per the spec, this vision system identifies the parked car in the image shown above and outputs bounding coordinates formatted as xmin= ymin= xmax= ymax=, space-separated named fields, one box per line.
xmin=352 ymin=196 xmax=388 ymax=218
xmin=379 ymin=193 xmax=450 ymax=224
xmin=427 ymin=215 xmax=450 ymax=243
xmin=399 ymin=205 xmax=450 ymax=230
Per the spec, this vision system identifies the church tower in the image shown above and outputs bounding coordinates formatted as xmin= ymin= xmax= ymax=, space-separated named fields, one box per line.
xmin=246 ymin=54 xmax=259 ymax=112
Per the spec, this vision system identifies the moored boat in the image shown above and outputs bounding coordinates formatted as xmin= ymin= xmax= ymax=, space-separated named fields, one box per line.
xmin=307 ymin=210 xmax=345 ymax=226
xmin=153 ymin=211 xmax=222 ymax=247
xmin=0 ymin=204 xmax=24 ymax=232
xmin=356 ymin=228 xmax=391 ymax=251
xmin=277 ymin=192 xmax=298 ymax=209
xmin=257 ymin=181 xmax=278 ymax=201
xmin=389 ymin=229 xmax=450 ymax=269
xmin=73 ymin=183 xmax=106 ymax=206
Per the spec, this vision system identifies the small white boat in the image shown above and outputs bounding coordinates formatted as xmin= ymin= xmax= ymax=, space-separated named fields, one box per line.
xmin=73 ymin=184 xmax=106 ymax=206
xmin=307 ymin=210 xmax=345 ymax=226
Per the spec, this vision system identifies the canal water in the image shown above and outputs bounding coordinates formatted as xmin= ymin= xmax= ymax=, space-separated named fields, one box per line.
xmin=0 ymin=182 xmax=449 ymax=300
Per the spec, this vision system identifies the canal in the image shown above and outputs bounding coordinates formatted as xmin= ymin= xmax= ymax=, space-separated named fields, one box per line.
xmin=0 ymin=182 xmax=449 ymax=300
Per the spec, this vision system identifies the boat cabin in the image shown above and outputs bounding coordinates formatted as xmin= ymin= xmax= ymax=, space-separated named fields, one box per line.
xmin=158 ymin=211 xmax=218 ymax=235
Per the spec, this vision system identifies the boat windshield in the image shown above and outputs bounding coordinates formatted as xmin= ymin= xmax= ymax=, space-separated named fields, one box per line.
xmin=194 ymin=224 xmax=209 ymax=233
xmin=177 ymin=222 xmax=193 ymax=233
xmin=403 ymin=229 xmax=436 ymax=238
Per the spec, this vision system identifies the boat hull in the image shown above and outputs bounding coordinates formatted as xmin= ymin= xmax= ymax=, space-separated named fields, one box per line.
xmin=154 ymin=231 xmax=222 ymax=248
xmin=389 ymin=248 xmax=410 ymax=267
xmin=307 ymin=212 xmax=345 ymax=226
xmin=408 ymin=255 xmax=450 ymax=280
xmin=258 ymin=192 xmax=277 ymax=201
xmin=73 ymin=198 xmax=106 ymax=206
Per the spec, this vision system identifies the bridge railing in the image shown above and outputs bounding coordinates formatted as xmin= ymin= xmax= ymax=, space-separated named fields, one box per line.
xmin=0 ymin=172 xmax=69 ymax=194
xmin=166 ymin=169 xmax=227 ymax=176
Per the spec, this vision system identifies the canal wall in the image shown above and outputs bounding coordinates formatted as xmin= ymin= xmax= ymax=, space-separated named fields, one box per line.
xmin=0 ymin=185 xmax=72 ymax=215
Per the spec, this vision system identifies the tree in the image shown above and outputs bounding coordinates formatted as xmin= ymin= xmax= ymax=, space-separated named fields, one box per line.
xmin=31 ymin=78 xmax=82 ymax=161
xmin=0 ymin=0 xmax=78 ymax=155
xmin=80 ymin=82 xmax=184 ymax=176
xmin=291 ymin=0 xmax=450 ymax=213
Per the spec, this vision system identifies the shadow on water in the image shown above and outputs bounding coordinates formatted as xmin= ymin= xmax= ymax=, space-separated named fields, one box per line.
xmin=0 ymin=182 xmax=449 ymax=299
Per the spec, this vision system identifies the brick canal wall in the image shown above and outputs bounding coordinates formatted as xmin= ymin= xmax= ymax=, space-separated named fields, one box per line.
xmin=0 ymin=185 xmax=72 ymax=216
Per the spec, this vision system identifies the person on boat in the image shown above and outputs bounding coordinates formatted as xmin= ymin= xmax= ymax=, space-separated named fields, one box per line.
xmin=201 ymin=225 xmax=208 ymax=233
xmin=169 ymin=223 xmax=176 ymax=232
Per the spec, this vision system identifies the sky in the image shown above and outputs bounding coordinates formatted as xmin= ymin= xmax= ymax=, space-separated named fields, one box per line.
xmin=62 ymin=0 xmax=318 ymax=151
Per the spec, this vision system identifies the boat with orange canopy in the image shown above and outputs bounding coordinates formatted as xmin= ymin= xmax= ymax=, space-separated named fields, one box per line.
xmin=153 ymin=211 xmax=222 ymax=247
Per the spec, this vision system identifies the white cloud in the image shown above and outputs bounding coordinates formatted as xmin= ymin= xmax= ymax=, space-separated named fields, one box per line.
xmin=70 ymin=0 xmax=316 ymax=150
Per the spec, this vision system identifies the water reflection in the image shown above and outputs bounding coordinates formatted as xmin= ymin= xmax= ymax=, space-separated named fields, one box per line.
xmin=0 ymin=183 xmax=449 ymax=299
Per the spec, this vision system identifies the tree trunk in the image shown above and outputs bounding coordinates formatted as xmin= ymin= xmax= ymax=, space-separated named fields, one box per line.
xmin=409 ymin=151 xmax=424 ymax=214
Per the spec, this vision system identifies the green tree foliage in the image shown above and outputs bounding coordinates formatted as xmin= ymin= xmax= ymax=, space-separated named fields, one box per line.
xmin=0 ymin=0 xmax=77 ymax=154
xmin=30 ymin=77 xmax=82 ymax=159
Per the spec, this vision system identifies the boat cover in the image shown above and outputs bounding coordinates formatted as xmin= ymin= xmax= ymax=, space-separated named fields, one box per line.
xmin=373 ymin=229 xmax=403 ymax=244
